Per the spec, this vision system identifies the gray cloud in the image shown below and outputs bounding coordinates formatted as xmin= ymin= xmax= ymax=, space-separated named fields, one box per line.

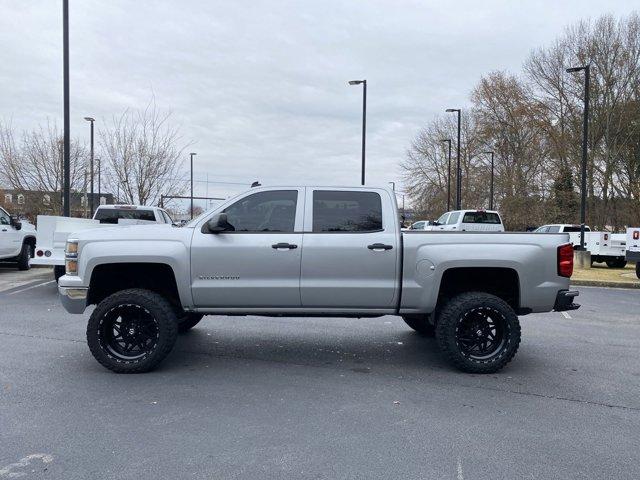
xmin=1 ymin=0 xmax=637 ymax=203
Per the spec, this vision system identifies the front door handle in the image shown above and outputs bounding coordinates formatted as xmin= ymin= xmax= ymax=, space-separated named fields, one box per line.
xmin=272 ymin=242 xmax=298 ymax=250
xmin=367 ymin=243 xmax=393 ymax=251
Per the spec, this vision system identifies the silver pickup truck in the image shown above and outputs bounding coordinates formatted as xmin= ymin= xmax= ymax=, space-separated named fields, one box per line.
xmin=58 ymin=186 xmax=579 ymax=374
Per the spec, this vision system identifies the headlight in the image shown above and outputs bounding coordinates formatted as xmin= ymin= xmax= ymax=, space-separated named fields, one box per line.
xmin=65 ymin=240 xmax=78 ymax=257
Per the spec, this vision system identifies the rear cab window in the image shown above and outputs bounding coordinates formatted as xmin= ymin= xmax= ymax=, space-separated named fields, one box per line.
xmin=94 ymin=208 xmax=156 ymax=224
xmin=312 ymin=191 xmax=383 ymax=232
xmin=461 ymin=211 xmax=501 ymax=224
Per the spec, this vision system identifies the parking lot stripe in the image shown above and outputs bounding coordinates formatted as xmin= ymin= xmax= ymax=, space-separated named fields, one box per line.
xmin=7 ymin=280 xmax=55 ymax=296
xmin=561 ymin=311 xmax=572 ymax=319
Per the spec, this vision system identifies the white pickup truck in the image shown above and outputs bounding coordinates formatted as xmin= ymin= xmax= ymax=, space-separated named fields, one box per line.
xmin=432 ymin=209 xmax=505 ymax=232
xmin=32 ymin=205 xmax=175 ymax=281
xmin=58 ymin=186 xmax=579 ymax=374
xmin=0 ymin=206 xmax=36 ymax=270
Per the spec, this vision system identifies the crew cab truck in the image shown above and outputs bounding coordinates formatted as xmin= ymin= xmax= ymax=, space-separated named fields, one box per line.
xmin=58 ymin=186 xmax=579 ymax=374
xmin=0 ymin=206 xmax=36 ymax=270
xmin=33 ymin=204 xmax=174 ymax=281
xmin=432 ymin=209 xmax=505 ymax=232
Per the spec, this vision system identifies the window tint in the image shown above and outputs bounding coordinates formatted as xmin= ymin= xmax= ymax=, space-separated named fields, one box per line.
xmin=411 ymin=222 xmax=424 ymax=230
xmin=223 ymin=190 xmax=297 ymax=232
xmin=547 ymin=226 xmax=560 ymax=233
xmin=461 ymin=211 xmax=501 ymax=224
xmin=94 ymin=208 xmax=156 ymax=224
xmin=562 ymin=226 xmax=585 ymax=232
xmin=313 ymin=191 xmax=382 ymax=232
xmin=0 ymin=208 xmax=10 ymax=225
xmin=447 ymin=212 xmax=460 ymax=225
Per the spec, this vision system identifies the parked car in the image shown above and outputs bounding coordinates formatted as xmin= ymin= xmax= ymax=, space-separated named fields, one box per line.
xmin=432 ymin=209 xmax=505 ymax=232
xmin=407 ymin=220 xmax=436 ymax=231
xmin=32 ymin=205 xmax=175 ymax=281
xmin=58 ymin=186 xmax=578 ymax=374
xmin=0 ymin=206 xmax=36 ymax=270
xmin=533 ymin=224 xmax=626 ymax=268
xmin=626 ymin=227 xmax=640 ymax=279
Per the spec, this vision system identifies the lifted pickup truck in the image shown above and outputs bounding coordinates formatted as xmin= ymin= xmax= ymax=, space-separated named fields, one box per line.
xmin=58 ymin=186 xmax=579 ymax=374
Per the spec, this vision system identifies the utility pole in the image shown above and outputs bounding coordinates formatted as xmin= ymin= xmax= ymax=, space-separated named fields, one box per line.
xmin=441 ymin=139 xmax=452 ymax=211
xmin=348 ymin=79 xmax=367 ymax=185
xmin=190 ymin=152 xmax=197 ymax=219
xmin=566 ymin=64 xmax=590 ymax=251
xmin=84 ymin=117 xmax=95 ymax=215
xmin=62 ymin=0 xmax=70 ymax=216
xmin=446 ymin=109 xmax=462 ymax=210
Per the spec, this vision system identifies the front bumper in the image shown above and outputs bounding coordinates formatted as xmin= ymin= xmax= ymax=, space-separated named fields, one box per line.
xmin=58 ymin=285 xmax=88 ymax=314
xmin=553 ymin=289 xmax=580 ymax=311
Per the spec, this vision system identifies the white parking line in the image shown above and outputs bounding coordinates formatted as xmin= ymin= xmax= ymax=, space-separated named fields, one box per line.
xmin=561 ymin=311 xmax=572 ymax=319
xmin=7 ymin=280 xmax=55 ymax=296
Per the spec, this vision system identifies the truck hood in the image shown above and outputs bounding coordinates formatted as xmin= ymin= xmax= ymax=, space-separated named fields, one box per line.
xmin=70 ymin=224 xmax=192 ymax=242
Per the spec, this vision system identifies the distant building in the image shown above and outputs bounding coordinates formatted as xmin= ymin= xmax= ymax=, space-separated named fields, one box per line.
xmin=0 ymin=188 xmax=114 ymax=221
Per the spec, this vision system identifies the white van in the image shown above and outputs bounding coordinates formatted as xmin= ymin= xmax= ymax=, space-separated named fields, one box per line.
xmin=433 ymin=210 xmax=505 ymax=232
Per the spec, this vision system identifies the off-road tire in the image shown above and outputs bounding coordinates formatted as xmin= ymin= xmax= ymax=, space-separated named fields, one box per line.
xmin=54 ymin=265 xmax=65 ymax=283
xmin=605 ymin=259 xmax=627 ymax=269
xmin=401 ymin=315 xmax=436 ymax=337
xmin=177 ymin=312 xmax=204 ymax=333
xmin=87 ymin=288 xmax=178 ymax=373
xmin=17 ymin=242 xmax=32 ymax=271
xmin=435 ymin=292 xmax=521 ymax=374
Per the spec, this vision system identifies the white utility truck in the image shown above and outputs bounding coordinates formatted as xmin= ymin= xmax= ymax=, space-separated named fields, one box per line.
xmin=0 ymin=206 xmax=36 ymax=270
xmin=32 ymin=205 xmax=175 ymax=281
xmin=626 ymin=227 xmax=640 ymax=279
xmin=533 ymin=224 xmax=626 ymax=268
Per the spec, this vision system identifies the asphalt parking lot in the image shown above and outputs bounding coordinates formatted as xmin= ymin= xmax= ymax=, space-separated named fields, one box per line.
xmin=0 ymin=270 xmax=639 ymax=479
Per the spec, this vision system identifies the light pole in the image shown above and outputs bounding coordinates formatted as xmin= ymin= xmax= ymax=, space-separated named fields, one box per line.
xmin=566 ymin=64 xmax=590 ymax=251
xmin=190 ymin=152 xmax=197 ymax=219
xmin=348 ymin=79 xmax=367 ymax=185
xmin=445 ymin=109 xmax=462 ymax=210
xmin=441 ymin=139 xmax=452 ymax=211
xmin=96 ymin=158 xmax=101 ymax=205
xmin=62 ymin=0 xmax=70 ymax=216
xmin=482 ymin=151 xmax=495 ymax=210
xmin=84 ymin=117 xmax=95 ymax=215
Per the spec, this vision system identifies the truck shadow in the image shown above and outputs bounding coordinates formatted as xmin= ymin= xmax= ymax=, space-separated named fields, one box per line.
xmin=167 ymin=316 xmax=455 ymax=374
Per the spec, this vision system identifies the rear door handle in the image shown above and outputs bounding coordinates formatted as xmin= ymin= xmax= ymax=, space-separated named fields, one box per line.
xmin=272 ymin=242 xmax=297 ymax=250
xmin=367 ymin=243 xmax=393 ymax=251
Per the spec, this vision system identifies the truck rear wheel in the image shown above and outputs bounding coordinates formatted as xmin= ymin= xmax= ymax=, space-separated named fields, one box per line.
xmin=401 ymin=315 xmax=435 ymax=337
xmin=54 ymin=265 xmax=65 ymax=283
xmin=435 ymin=292 xmax=521 ymax=374
xmin=86 ymin=288 xmax=178 ymax=373
xmin=177 ymin=312 xmax=204 ymax=333
xmin=17 ymin=242 xmax=32 ymax=271
xmin=605 ymin=259 xmax=627 ymax=269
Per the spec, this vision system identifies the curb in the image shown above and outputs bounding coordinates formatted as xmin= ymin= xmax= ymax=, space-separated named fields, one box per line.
xmin=571 ymin=279 xmax=640 ymax=289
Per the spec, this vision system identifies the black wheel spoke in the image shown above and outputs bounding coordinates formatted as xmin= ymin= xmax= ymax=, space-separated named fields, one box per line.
xmin=99 ymin=304 xmax=159 ymax=360
xmin=456 ymin=307 xmax=507 ymax=360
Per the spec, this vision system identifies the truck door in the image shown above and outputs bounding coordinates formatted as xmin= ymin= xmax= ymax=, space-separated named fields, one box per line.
xmin=300 ymin=188 xmax=399 ymax=309
xmin=0 ymin=208 xmax=19 ymax=256
xmin=190 ymin=188 xmax=304 ymax=308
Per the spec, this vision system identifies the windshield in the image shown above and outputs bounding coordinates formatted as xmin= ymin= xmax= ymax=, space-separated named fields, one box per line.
xmin=94 ymin=208 xmax=156 ymax=224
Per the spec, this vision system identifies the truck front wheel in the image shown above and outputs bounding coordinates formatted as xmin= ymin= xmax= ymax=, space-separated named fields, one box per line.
xmin=86 ymin=289 xmax=178 ymax=373
xmin=605 ymin=259 xmax=627 ymax=269
xmin=435 ymin=292 xmax=521 ymax=374
xmin=16 ymin=242 xmax=32 ymax=271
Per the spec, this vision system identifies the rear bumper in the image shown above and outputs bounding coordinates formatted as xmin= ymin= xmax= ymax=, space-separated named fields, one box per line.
xmin=553 ymin=289 xmax=580 ymax=312
xmin=58 ymin=285 xmax=88 ymax=314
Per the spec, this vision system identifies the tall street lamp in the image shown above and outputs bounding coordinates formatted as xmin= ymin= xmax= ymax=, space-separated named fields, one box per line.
xmin=96 ymin=158 xmax=101 ymax=205
xmin=441 ymin=139 xmax=452 ymax=211
xmin=190 ymin=152 xmax=197 ymax=219
xmin=348 ymin=79 xmax=367 ymax=185
xmin=445 ymin=109 xmax=462 ymax=210
xmin=482 ymin=151 xmax=495 ymax=210
xmin=566 ymin=64 xmax=590 ymax=251
xmin=84 ymin=117 xmax=95 ymax=215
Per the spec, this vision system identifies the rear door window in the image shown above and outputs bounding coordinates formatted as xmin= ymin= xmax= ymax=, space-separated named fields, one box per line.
xmin=312 ymin=191 xmax=382 ymax=232
xmin=94 ymin=208 xmax=156 ymax=224
xmin=547 ymin=226 xmax=560 ymax=233
xmin=461 ymin=211 xmax=501 ymax=224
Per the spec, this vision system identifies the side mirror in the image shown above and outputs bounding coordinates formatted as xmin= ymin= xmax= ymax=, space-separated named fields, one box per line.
xmin=201 ymin=213 xmax=234 ymax=234
xmin=10 ymin=216 xmax=22 ymax=230
xmin=433 ymin=221 xmax=441 ymax=226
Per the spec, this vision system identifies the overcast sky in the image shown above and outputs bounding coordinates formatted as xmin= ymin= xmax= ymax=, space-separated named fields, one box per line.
xmin=1 ymin=0 xmax=637 ymax=203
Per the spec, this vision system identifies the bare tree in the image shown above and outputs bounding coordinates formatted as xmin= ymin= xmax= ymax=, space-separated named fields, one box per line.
xmin=99 ymin=101 xmax=188 ymax=206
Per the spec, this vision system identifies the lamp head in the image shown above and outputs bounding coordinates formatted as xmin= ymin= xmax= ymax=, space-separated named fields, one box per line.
xmin=348 ymin=80 xmax=364 ymax=85
xmin=566 ymin=66 xmax=586 ymax=73
xmin=445 ymin=108 xmax=459 ymax=113
xmin=84 ymin=117 xmax=95 ymax=122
